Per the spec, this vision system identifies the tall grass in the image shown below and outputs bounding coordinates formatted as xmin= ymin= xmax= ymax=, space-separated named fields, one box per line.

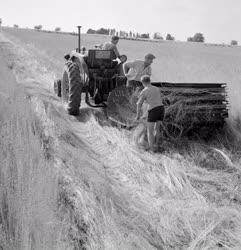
xmin=0 ymin=71 xmax=62 ymax=249
xmin=74 ymin=114 xmax=241 ymax=249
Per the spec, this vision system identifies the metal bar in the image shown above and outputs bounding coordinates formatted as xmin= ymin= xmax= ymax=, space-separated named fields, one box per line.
xmin=159 ymin=87 xmax=226 ymax=93
xmin=152 ymin=82 xmax=227 ymax=88
xmin=77 ymin=26 xmax=82 ymax=53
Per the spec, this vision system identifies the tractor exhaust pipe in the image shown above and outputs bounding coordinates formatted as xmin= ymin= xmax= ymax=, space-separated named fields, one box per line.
xmin=77 ymin=26 xmax=82 ymax=53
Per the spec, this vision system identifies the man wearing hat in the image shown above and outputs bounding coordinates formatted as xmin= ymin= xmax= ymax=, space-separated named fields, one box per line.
xmin=123 ymin=53 xmax=156 ymax=88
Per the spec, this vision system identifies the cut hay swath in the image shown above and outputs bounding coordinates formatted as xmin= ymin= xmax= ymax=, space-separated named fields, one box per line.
xmin=107 ymin=83 xmax=229 ymax=139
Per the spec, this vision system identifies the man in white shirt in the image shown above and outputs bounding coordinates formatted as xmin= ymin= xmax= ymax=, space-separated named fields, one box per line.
xmin=102 ymin=36 xmax=120 ymax=58
xmin=123 ymin=53 xmax=156 ymax=88
xmin=136 ymin=75 xmax=164 ymax=151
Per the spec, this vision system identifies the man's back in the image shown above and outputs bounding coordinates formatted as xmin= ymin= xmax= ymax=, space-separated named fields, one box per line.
xmin=102 ymin=42 xmax=120 ymax=58
xmin=139 ymin=85 xmax=163 ymax=111
xmin=124 ymin=60 xmax=152 ymax=82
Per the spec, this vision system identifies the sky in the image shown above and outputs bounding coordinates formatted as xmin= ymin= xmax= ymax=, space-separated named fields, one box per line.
xmin=1 ymin=0 xmax=241 ymax=43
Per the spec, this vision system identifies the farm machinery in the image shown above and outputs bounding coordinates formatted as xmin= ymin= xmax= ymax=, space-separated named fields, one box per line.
xmin=54 ymin=27 xmax=229 ymax=139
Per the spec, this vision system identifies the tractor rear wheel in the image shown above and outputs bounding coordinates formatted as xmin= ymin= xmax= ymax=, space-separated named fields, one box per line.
xmin=61 ymin=70 xmax=69 ymax=102
xmin=66 ymin=61 xmax=83 ymax=116
xmin=54 ymin=79 xmax=62 ymax=97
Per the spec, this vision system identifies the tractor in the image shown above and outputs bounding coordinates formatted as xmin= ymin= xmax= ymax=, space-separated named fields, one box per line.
xmin=54 ymin=26 xmax=229 ymax=139
xmin=54 ymin=47 xmax=127 ymax=107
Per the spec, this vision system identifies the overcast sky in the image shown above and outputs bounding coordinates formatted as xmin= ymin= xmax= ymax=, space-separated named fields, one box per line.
xmin=1 ymin=0 xmax=240 ymax=43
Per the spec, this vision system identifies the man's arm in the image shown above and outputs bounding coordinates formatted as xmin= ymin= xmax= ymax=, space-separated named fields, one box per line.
xmin=123 ymin=62 xmax=133 ymax=76
xmin=147 ymin=66 xmax=152 ymax=76
xmin=123 ymin=63 xmax=129 ymax=75
xmin=102 ymin=42 xmax=109 ymax=50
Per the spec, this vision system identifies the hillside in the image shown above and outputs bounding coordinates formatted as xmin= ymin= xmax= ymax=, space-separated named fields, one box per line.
xmin=1 ymin=28 xmax=241 ymax=249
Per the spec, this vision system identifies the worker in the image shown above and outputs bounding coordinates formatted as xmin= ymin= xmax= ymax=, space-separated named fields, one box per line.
xmin=102 ymin=35 xmax=120 ymax=58
xmin=135 ymin=75 xmax=164 ymax=152
xmin=123 ymin=53 xmax=155 ymax=88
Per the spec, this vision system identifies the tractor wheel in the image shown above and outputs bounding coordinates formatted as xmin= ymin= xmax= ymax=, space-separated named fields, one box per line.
xmin=61 ymin=70 xmax=69 ymax=102
xmin=54 ymin=79 xmax=62 ymax=97
xmin=66 ymin=62 xmax=83 ymax=116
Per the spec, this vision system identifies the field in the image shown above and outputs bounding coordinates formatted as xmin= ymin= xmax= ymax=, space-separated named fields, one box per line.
xmin=1 ymin=27 xmax=241 ymax=250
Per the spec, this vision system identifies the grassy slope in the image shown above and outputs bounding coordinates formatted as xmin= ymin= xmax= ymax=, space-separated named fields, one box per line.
xmin=0 ymin=40 xmax=61 ymax=249
xmin=1 ymin=28 xmax=241 ymax=249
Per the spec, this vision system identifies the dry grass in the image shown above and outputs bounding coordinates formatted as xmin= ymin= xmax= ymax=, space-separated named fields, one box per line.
xmin=0 ymin=73 xmax=62 ymax=249
xmin=1 ymin=29 xmax=241 ymax=250
xmin=78 ymin=116 xmax=241 ymax=249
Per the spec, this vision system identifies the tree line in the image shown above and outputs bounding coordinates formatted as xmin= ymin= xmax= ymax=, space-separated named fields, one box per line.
xmin=86 ymin=28 xmax=241 ymax=45
xmin=86 ymin=28 xmax=205 ymax=43
xmin=87 ymin=28 xmax=175 ymax=41
xmin=33 ymin=25 xmax=206 ymax=43
xmin=86 ymin=28 xmax=151 ymax=39
xmin=0 ymin=19 xmax=238 ymax=46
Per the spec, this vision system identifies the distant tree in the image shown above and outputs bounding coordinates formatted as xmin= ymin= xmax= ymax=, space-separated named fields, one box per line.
xmin=55 ymin=27 xmax=61 ymax=32
xmin=140 ymin=33 xmax=150 ymax=39
xmin=34 ymin=25 xmax=43 ymax=31
xmin=231 ymin=40 xmax=238 ymax=46
xmin=96 ymin=28 xmax=109 ymax=35
xmin=187 ymin=37 xmax=193 ymax=42
xmin=13 ymin=24 xmax=19 ymax=28
xmin=0 ymin=18 xmax=2 ymax=26
xmin=153 ymin=32 xmax=163 ymax=40
xmin=192 ymin=33 xmax=205 ymax=42
xmin=87 ymin=28 xmax=96 ymax=34
xmin=166 ymin=33 xmax=175 ymax=41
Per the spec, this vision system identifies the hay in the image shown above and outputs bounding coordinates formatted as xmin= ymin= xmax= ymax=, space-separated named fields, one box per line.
xmin=107 ymin=83 xmax=229 ymax=138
